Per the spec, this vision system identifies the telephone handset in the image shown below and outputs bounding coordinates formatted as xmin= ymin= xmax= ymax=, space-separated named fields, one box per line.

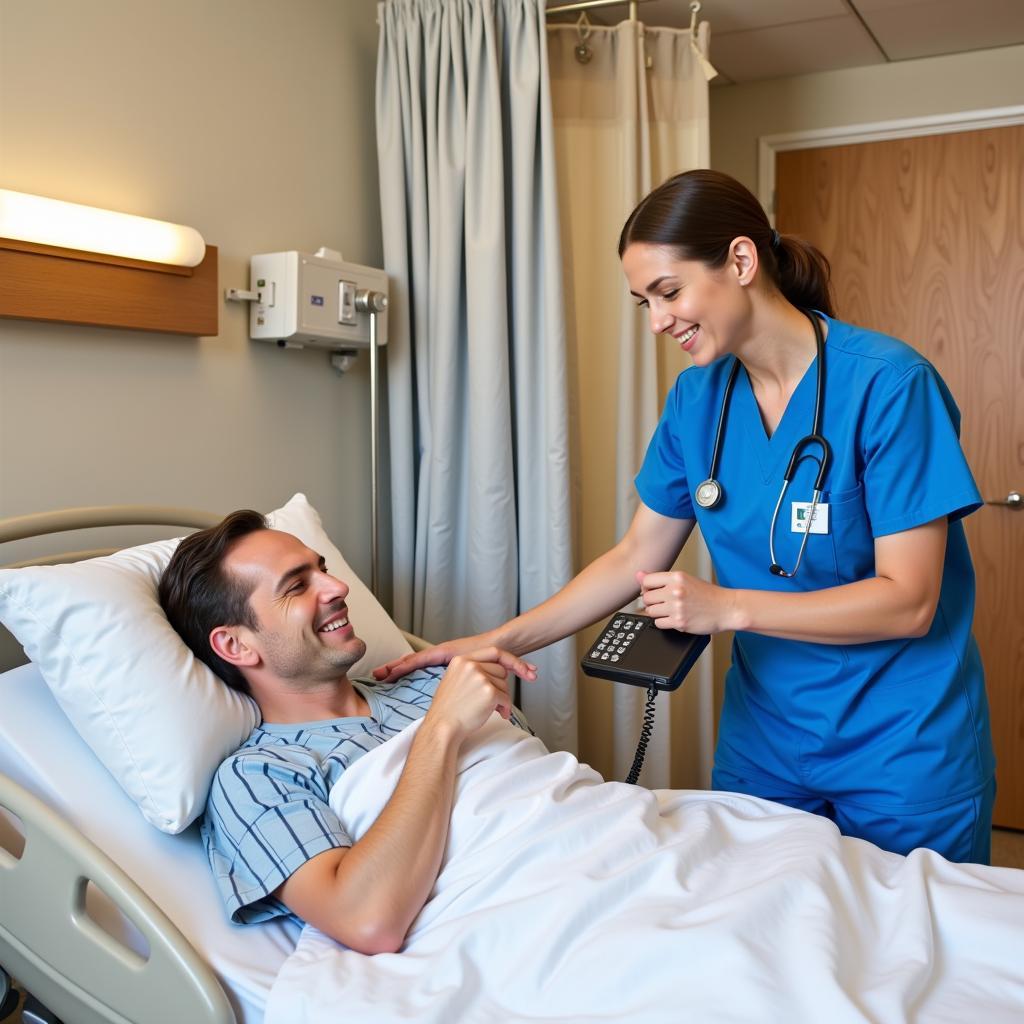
xmin=580 ymin=613 xmax=709 ymax=691
xmin=580 ymin=613 xmax=710 ymax=784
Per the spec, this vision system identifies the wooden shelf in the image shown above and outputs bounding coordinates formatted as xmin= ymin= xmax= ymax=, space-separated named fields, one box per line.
xmin=0 ymin=240 xmax=218 ymax=336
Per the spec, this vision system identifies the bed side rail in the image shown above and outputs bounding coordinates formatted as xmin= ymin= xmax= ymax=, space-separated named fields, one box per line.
xmin=0 ymin=773 xmax=236 ymax=1024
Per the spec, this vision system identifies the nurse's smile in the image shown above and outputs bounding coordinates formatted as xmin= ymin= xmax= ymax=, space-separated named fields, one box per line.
xmin=673 ymin=324 xmax=700 ymax=350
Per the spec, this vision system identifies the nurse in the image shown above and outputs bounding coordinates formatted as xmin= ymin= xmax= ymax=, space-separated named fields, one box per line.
xmin=375 ymin=169 xmax=996 ymax=864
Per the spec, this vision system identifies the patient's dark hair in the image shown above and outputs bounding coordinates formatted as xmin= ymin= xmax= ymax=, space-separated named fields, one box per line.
xmin=618 ymin=169 xmax=835 ymax=317
xmin=158 ymin=510 xmax=268 ymax=695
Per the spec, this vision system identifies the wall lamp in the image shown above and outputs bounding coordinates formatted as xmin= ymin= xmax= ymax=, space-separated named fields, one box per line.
xmin=0 ymin=189 xmax=218 ymax=336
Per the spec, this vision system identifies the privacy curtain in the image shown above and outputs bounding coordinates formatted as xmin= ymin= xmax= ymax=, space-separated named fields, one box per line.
xmin=548 ymin=20 xmax=716 ymax=788
xmin=376 ymin=0 xmax=577 ymax=753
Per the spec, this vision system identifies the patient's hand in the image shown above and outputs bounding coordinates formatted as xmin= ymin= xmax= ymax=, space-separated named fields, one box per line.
xmin=373 ymin=635 xmax=496 ymax=684
xmin=428 ymin=647 xmax=536 ymax=738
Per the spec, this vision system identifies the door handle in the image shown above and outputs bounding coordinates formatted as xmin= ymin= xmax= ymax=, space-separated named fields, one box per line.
xmin=985 ymin=490 xmax=1021 ymax=510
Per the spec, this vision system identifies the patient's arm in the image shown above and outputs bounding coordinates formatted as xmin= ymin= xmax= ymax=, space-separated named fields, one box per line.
xmin=373 ymin=504 xmax=693 ymax=683
xmin=276 ymin=648 xmax=532 ymax=954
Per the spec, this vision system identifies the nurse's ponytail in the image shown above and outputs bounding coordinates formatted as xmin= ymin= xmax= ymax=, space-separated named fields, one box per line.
xmin=771 ymin=232 xmax=836 ymax=318
xmin=618 ymin=169 xmax=836 ymax=318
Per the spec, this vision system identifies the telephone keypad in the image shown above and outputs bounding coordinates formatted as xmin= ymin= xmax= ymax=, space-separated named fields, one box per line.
xmin=589 ymin=615 xmax=648 ymax=660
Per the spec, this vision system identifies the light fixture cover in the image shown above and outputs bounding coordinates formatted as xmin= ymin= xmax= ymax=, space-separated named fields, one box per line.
xmin=0 ymin=189 xmax=206 ymax=267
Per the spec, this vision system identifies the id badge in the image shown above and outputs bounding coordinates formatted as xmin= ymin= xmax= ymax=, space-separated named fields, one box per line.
xmin=791 ymin=502 xmax=829 ymax=534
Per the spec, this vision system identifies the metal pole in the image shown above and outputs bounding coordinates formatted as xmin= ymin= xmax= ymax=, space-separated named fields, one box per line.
xmin=355 ymin=290 xmax=388 ymax=595
xmin=369 ymin=309 xmax=380 ymax=595
xmin=546 ymin=0 xmax=654 ymax=16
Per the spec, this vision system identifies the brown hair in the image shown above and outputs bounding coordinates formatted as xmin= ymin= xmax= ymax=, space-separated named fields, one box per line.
xmin=158 ymin=510 xmax=267 ymax=694
xmin=618 ymin=169 xmax=835 ymax=317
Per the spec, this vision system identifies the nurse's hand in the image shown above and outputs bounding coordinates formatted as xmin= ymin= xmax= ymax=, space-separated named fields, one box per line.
xmin=636 ymin=569 xmax=735 ymax=635
xmin=373 ymin=636 xmax=538 ymax=687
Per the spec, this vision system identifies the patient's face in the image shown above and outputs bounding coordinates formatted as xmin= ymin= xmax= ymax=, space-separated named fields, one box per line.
xmin=225 ymin=529 xmax=367 ymax=684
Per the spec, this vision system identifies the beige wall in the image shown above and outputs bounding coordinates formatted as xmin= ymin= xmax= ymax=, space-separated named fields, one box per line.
xmin=0 ymin=0 xmax=382 ymax=576
xmin=710 ymin=42 xmax=1024 ymax=194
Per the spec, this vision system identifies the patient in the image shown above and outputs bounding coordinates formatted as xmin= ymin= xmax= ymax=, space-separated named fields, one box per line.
xmin=158 ymin=510 xmax=536 ymax=954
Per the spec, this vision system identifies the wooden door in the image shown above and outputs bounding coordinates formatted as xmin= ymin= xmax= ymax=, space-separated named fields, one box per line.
xmin=775 ymin=126 xmax=1024 ymax=829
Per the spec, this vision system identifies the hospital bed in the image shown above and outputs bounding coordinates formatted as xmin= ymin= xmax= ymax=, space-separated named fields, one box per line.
xmin=4 ymin=506 xmax=1024 ymax=1024
xmin=0 ymin=504 xmax=428 ymax=1024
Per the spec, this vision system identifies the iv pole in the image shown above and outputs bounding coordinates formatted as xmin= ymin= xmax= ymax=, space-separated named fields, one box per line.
xmin=354 ymin=289 xmax=388 ymax=596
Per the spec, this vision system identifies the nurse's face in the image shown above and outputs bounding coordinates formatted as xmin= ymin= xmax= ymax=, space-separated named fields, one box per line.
xmin=622 ymin=242 xmax=748 ymax=366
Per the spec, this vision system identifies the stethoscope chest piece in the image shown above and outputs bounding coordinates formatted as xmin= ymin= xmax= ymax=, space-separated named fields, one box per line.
xmin=695 ymin=479 xmax=723 ymax=509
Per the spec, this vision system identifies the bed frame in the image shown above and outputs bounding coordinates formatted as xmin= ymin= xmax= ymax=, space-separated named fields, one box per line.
xmin=0 ymin=506 xmax=429 ymax=1024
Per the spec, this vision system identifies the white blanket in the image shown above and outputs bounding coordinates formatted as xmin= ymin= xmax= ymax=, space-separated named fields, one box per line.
xmin=266 ymin=715 xmax=1024 ymax=1023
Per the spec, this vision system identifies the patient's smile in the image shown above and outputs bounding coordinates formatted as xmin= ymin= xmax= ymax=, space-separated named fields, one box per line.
xmin=319 ymin=616 xmax=350 ymax=634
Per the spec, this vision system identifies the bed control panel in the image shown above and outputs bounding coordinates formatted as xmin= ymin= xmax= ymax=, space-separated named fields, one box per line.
xmin=581 ymin=613 xmax=709 ymax=692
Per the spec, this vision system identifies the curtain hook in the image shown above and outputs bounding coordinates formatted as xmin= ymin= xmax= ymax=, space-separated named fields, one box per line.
xmin=688 ymin=0 xmax=701 ymax=36
xmin=575 ymin=10 xmax=593 ymax=64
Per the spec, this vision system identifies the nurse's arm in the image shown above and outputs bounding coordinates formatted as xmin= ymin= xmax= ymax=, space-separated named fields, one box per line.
xmin=373 ymin=504 xmax=693 ymax=682
xmin=727 ymin=517 xmax=947 ymax=644
xmin=487 ymin=502 xmax=694 ymax=654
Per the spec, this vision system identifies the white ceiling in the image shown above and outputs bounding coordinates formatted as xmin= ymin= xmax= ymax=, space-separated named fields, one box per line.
xmin=546 ymin=0 xmax=1024 ymax=84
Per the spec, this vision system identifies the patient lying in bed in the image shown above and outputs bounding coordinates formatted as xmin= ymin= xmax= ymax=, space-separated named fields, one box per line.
xmin=159 ymin=511 xmax=1024 ymax=1023
xmin=159 ymin=509 xmax=538 ymax=954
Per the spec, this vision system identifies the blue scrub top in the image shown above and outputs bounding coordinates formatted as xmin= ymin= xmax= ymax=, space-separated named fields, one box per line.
xmin=636 ymin=315 xmax=994 ymax=811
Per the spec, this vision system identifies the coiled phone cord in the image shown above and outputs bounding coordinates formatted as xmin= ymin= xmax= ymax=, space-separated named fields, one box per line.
xmin=625 ymin=684 xmax=658 ymax=785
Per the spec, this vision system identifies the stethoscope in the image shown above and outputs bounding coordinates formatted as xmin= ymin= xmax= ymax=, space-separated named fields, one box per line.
xmin=693 ymin=309 xmax=831 ymax=579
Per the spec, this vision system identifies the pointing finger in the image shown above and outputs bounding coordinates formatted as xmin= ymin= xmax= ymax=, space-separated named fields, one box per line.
xmin=466 ymin=646 xmax=538 ymax=681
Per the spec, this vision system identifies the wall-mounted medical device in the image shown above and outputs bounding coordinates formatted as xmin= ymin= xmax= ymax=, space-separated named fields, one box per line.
xmin=227 ymin=248 xmax=388 ymax=351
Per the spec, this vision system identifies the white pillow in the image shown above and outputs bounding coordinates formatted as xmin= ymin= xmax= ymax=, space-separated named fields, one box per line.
xmin=0 ymin=493 xmax=412 ymax=834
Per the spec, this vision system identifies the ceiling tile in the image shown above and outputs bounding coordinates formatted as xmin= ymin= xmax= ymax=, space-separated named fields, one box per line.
xmin=710 ymin=14 xmax=885 ymax=82
xmin=853 ymin=0 xmax=1024 ymax=60
xmin=634 ymin=0 xmax=850 ymax=34
xmin=546 ymin=0 xmax=1024 ymax=81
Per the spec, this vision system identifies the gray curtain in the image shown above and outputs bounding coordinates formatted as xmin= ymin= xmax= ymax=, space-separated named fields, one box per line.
xmin=376 ymin=0 xmax=577 ymax=753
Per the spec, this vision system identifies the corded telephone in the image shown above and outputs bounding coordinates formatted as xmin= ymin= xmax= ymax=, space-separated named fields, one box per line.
xmin=581 ymin=613 xmax=709 ymax=784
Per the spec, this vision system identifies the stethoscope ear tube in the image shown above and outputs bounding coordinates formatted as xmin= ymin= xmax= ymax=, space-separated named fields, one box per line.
xmin=697 ymin=309 xmax=830 ymax=579
xmin=782 ymin=433 xmax=831 ymax=488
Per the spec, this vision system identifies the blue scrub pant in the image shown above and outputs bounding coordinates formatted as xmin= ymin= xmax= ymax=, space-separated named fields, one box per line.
xmin=712 ymin=764 xmax=995 ymax=864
